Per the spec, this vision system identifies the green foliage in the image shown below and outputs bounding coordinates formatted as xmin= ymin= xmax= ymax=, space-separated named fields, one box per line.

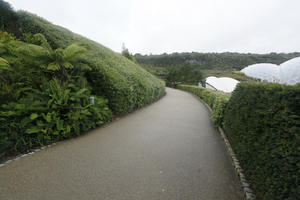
xmin=178 ymin=85 xmax=230 ymax=126
xmin=0 ymin=0 xmax=20 ymax=36
xmin=0 ymin=78 xmax=112 ymax=155
xmin=166 ymin=64 xmax=204 ymax=87
xmin=0 ymin=32 xmax=112 ymax=156
xmin=121 ymin=43 xmax=136 ymax=63
xmin=0 ymin=6 xmax=165 ymax=157
xmin=135 ymin=52 xmax=300 ymax=82
xmin=135 ymin=52 xmax=300 ymax=71
xmin=16 ymin=11 xmax=165 ymax=114
xmin=223 ymin=82 xmax=300 ymax=200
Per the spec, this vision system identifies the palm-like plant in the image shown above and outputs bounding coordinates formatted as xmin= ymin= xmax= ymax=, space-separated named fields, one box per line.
xmin=0 ymin=56 xmax=12 ymax=83
xmin=17 ymin=33 xmax=91 ymax=81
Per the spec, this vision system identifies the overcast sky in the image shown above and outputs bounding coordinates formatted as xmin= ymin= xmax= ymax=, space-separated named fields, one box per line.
xmin=8 ymin=0 xmax=300 ymax=54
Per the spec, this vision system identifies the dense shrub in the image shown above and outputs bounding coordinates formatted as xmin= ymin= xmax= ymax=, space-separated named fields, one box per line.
xmin=17 ymin=11 xmax=165 ymax=114
xmin=0 ymin=32 xmax=112 ymax=157
xmin=0 ymin=79 xmax=112 ymax=155
xmin=0 ymin=6 xmax=165 ymax=156
xmin=223 ymin=82 xmax=300 ymax=200
xmin=0 ymin=0 xmax=20 ymax=36
xmin=177 ymin=85 xmax=230 ymax=126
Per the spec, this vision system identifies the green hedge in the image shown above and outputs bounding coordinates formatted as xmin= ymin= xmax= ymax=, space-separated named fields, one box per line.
xmin=223 ymin=82 xmax=300 ymax=200
xmin=177 ymin=85 xmax=230 ymax=126
xmin=0 ymin=79 xmax=112 ymax=155
xmin=17 ymin=11 xmax=165 ymax=114
xmin=0 ymin=7 xmax=165 ymax=157
xmin=0 ymin=32 xmax=113 ymax=157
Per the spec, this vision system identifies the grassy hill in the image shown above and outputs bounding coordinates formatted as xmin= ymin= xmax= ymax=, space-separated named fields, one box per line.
xmin=0 ymin=1 xmax=165 ymax=157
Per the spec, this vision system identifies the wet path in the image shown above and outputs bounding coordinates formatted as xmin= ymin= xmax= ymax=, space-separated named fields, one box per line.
xmin=0 ymin=88 xmax=243 ymax=200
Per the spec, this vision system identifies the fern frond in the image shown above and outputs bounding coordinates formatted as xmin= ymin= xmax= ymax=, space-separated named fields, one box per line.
xmin=0 ymin=57 xmax=12 ymax=72
xmin=33 ymin=33 xmax=53 ymax=53
xmin=47 ymin=62 xmax=60 ymax=71
xmin=63 ymin=44 xmax=87 ymax=61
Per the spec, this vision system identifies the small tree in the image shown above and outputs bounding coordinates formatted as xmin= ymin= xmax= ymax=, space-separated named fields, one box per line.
xmin=166 ymin=63 xmax=203 ymax=86
xmin=121 ymin=43 xmax=136 ymax=63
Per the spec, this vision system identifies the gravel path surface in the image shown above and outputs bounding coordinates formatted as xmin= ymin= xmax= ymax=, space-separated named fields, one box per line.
xmin=0 ymin=88 xmax=243 ymax=200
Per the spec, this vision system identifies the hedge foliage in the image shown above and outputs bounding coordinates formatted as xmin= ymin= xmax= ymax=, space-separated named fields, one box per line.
xmin=223 ymin=82 xmax=300 ymax=200
xmin=17 ymin=11 xmax=165 ymax=114
xmin=0 ymin=6 xmax=165 ymax=157
xmin=0 ymin=32 xmax=112 ymax=157
xmin=179 ymin=83 xmax=299 ymax=199
xmin=177 ymin=85 xmax=230 ymax=126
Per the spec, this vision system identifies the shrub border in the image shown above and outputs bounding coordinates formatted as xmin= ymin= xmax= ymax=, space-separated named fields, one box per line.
xmin=180 ymin=88 xmax=256 ymax=200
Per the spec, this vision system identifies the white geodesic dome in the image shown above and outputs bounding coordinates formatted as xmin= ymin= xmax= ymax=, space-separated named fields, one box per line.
xmin=240 ymin=58 xmax=300 ymax=85
xmin=241 ymin=63 xmax=280 ymax=83
xmin=205 ymin=76 xmax=239 ymax=93
xmin=279 ymin=57 xmax=300 ymax=85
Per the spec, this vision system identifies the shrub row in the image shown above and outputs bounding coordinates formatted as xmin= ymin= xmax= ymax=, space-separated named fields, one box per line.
xmin=177 ymin=85 xmax=230 ymax=126
xmin=223 ymin=82 xmax=299 ymax=200
xmin=179 ymin=83 xmax=299 ymax=200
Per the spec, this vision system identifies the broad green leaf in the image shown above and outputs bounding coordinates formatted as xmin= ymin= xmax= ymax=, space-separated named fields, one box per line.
xmin=47 ymin=62 xmax=60 ymax=71
xmin=30 ymin=113 xmax=39 ymax=120
xmin=61 ymin=62 xmax=73 ymax=69
xmin=26 ymin=126 xmax=42 ymax=134
xmin=42 ymin=113 xmax=52 ymax=123
xmin=0 ymin=57 xmax=12 ymax=72
xmin=56 ymin=120 xmax=64 ymax=130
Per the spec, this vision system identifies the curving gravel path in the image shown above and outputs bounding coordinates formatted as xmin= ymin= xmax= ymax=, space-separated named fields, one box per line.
xmin=0 ymin=88 xmax=243 ymax=200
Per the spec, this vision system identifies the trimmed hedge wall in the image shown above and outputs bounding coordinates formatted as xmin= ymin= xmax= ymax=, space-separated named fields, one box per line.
xmin=179 ymin=83 xmax=299 ymax=200
xmin=177 ymin=85 xmax=230 ymax=126
xmin=223 ymin=82 xmax=300 ymax=200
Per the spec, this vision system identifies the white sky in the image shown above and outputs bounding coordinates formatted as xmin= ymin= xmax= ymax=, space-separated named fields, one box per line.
xmin=7 ymin=0 xmax=300 ymax=54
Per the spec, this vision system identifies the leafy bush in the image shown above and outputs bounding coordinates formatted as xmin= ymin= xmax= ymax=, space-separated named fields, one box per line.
xmin=0 ymin=79 xmax=112 ymax=155
xmin=166 ymin=63 xmax=203 ymax=87
xmin=0 ymin=32 xmax=112 ymax=157
xmin=177 ymin=85 xmax=230 ymax=126
xmin=0 ymin=5 xmax=165 ymax=156
xmin=223 ymin=82 xmax=300 ymax=200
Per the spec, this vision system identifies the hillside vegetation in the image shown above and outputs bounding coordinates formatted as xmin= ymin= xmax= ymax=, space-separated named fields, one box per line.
xmin=135 ymin=52 xmax=300 ymax=82
xmin=17 ymin=11 xmax=165 ymax=114
xmin=0 ymin=1 xmax=165 ymax=157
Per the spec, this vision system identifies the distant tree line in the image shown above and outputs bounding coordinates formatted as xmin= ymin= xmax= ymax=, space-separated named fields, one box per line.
xmin=134 ymin=52 xmax=300 ymax=70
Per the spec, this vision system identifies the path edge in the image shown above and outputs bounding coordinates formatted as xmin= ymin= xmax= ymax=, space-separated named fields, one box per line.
xmin=188 ymin=92 xmax=256 ymax=200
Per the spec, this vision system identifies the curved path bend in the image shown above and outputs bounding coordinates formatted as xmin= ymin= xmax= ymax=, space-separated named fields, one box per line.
xmin=0 ymin=88 xmax=243 ymax=200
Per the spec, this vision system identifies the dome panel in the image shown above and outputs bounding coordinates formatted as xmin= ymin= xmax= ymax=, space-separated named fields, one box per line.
xmin=241 ymin=63 xmax=280 ymax=83
xmin=280 ymin=57 xmax=300 ymax=85
xmin=205 ymin=76 xmax=239 ymax=93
